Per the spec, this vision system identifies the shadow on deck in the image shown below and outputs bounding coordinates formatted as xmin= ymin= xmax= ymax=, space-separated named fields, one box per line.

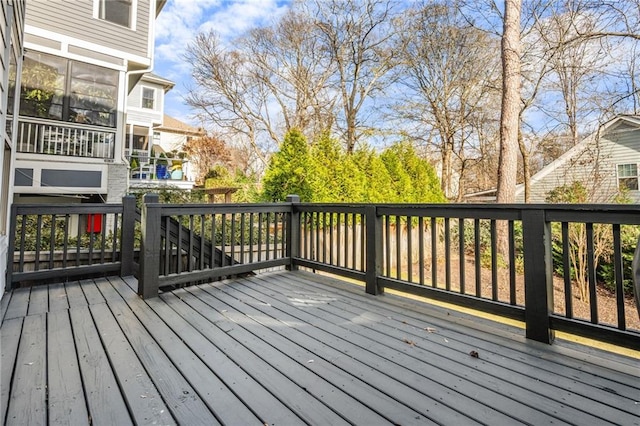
xmin=1 ymin=270 xmax=638 ymax=425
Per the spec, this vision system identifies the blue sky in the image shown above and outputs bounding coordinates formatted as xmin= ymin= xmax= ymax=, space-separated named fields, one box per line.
xmin=154 ymin=0 xmax=291 ymax=126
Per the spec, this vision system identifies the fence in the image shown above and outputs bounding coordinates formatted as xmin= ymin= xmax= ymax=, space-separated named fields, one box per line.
xmin=8 ymin=195 xmax=640 ymax=349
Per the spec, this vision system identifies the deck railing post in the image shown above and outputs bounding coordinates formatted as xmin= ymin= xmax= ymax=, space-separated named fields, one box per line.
xmin=6 ymin=203 xmax=18 ymax=290
xmin=365 ymin=205 xmax=383 ymax=295
xmin=139 ymin=193 xmax=161 ymax=298
xmin=120 ymin=195 xmax=136 ymax=277
xmin=285 ymin=195 xmax=300 ymax=271
xmin=522 ymin=209 xmax=555 ymax=344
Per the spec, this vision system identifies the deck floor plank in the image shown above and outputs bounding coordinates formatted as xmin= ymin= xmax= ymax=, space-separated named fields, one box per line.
xmin=89 ymin=300 xmax=175 ymax=425
xmin=284 ymin=273 xmax=640 ymax=410
xmin=151 ymin=293 xmax=338 ymax=425
xmin=5 ymin=314 xmax=47 ymax=425
xmin=79 ymin=279 xmax=106 ymax=305
xmin=163 ymin=289 xmax=386 ymax=425
xmin=258 ymin=273 xmax=640 ymax=422
xmin=69 ymin=305 xmax=133 ymax=426
xmin=220 ymin=277 xmax=565 ymax=425
xmin=47 ymin=310 xmax=90 ymax=426
xmin=27 ymin=285 xmax=49 ymax=316
xmin=0 ymin=317 xmax=23 ymax=425
xmin=108 ymin=278 xmax=263 ymax=426
xmin=48 ymin=283 xmax=69 ymax=312
xmin=0 ymin=290 xmax=13 ymax=321
xmin=1 ymin=271 xmax=638 ymax=426
xmin=285 ymin=272 xmax=640 ymax=400
xmin=3 ymin=287 xmax=30 ymax=320
xmin=171 ymin=287 xmax=415 ymax=425
xmin=95 ymin=278 xmax=219 ymax=426
xmin=190 ymin=283 xmax=475 ymax=425
xmin=65 ymin=282 xmax=88 ymax=308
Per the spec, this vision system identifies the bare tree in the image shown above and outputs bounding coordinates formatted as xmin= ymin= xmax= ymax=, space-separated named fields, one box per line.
xmin=395 ymin=1 xmax=500 ymax=199
xmin=306 ymin=0 xmax=399 ymax=153
xmin=185 ymin=32 xmax=270 ymax=165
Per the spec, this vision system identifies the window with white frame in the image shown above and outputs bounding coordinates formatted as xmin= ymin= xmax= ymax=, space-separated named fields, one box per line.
xmin=617 ymin=163 xmax=639 ymax=190
xmin=98 ymin=0 xmax=133 ymax=28
xmin=142 ymin=87 xmax=155 ymax=109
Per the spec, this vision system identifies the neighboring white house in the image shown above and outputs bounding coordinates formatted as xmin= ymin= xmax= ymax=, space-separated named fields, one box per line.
xmin=11 ymin=0 xmax=166 ymax=205
xmin=1 ymin=0 xmax=26 ymax=295
xmin=515 ymin=115 xmax=640 ymax=203
xmin=154 ymin=114 xmax=205 ymax=182
xmin=125 ymin=72 xmax=174 ymax=162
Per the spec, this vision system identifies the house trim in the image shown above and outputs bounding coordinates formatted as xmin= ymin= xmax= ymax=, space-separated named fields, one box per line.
xmin=25 ymin=24 xmax=151 ymax=68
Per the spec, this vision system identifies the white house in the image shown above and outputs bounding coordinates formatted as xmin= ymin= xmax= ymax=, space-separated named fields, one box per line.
xmin=125 ymin=72 xmax=173 ymax=163
xmin=11 ymin=0 xmax=166 ymax=205
xmin=515 ymin=115 xmax=640 ymax=203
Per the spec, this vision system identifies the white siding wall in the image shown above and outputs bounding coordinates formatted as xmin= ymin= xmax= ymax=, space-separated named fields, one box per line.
xmin=25 ymin=0 xmax=152 ymax=61
xmin=517 ymin=123 xmax=640 ymax=203
xmin=126 ymin=80 xmax=164 ymax=125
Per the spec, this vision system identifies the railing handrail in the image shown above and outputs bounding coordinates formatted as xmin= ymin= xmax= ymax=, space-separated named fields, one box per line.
xmin=14 ymin=115 xmax=117 ymax=133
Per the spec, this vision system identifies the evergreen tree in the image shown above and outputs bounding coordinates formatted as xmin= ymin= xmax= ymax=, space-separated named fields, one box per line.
xmin=261 ymin=129 xmax=313 ymax=201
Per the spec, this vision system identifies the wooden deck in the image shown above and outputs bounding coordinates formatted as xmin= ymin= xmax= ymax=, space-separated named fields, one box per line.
xmin=1 ymin=271 xmax=639 ymax=425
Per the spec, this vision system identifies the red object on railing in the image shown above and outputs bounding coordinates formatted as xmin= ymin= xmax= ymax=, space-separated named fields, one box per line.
xmin=87 ymin=213 xmax=102 ymax=233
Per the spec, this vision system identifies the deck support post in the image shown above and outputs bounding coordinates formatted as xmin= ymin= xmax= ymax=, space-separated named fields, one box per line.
xmin=139 ymin=193 xmax=161 ymax=299
xmin=285 ymin=195 xmax=300 ymax=271
xmin=120 ymin=195 xmax=136 ymax=277
xmin=522 ymin=209 xmax=554 ymax=344
xmin=365 ymin=205 xmax=383 ymax=295
xmin=6 ymin=203 xmax=18 ymax=290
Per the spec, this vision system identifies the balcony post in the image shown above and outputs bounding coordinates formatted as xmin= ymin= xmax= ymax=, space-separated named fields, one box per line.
xmin=120 ymin=195 xmax=136 ymax=277
xmin=139 ymin=193 xmax=161 ymax=298
xmin=522 ymin=209 xmax=555 ymax=344
xmin=365 ymin=205 xmax=383 ymax=295
xmin=285 ymin=195 xmax=300 ymax=271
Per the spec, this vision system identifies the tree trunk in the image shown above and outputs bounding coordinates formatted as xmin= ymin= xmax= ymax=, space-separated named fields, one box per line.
xmin=496 ymin=0 xmax=522 ymax=258
xmin=517 ymin=130 xmax=530 ymax=203
xmin=496 ymin=0 xmax=522 ymax=204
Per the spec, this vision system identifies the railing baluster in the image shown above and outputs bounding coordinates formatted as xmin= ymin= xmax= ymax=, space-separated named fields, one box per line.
xmin=188 ymin=215 xmax=194 ymax=272
xmin=508 ymin=220 xmax=516 ymax=305
xmin=459 ymin=218 xmax=465 ymax=294
xmin=396 ymin=215 xmax=401 ymax=280
xmin=612 ymin=224 xmax=625 ymax=330
xmin=100 ymin=214 xmax=107 ymax=264
xmin=177 ymin=215 xmax=183 ymax=274
xmin=586 ymin=223 xmax=598 ymax=324
xmin=561 ymin=222 xmax=572 ymax=318
xmin=211 ymin=213 xmax=217 ymax=268
xmin=63 ymin=214 xmax=70 ymax=269
xmin=419 ymin=216 xmax=425 ymax=285
xmin=221 ymin=214 xmax=227 ymax=267
xmin=336 ymin=213 xmax=341 ymax=267
xmin=49 ymin=214 xmax=56 ymax=270
xmin=240 ymin=213 xmax=246 ymax=264
xmin=329 ymin=212 xmax=334 ymax=266
xmin=474 ymin=218 xmax=481 ymax=297
xmin=165 ymin=216 xmax=171 ymax=275
xmin=231 ymin=213 xmax=236 ymax=265
xmin=407 ymin=216 xmax=412 ymax=283
xmin=200 ymin=214 xmax=205 ymax=270
xmin=431 ymin=217 xmax=437 ymax=288
xmin=35 ymin=215 xmax=42 ymax=271
xmin=445 ymin=217 xmax=451 ymax=291
xmin=491 ymin=219 xmax=498 ymax=301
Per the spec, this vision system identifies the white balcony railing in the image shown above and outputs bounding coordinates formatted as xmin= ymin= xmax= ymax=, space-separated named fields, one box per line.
xmin=14 ymin=116 xmax=116 ymax=159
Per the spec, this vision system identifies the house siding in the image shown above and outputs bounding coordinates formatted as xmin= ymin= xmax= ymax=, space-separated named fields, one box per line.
xmin=25 ymin=0 xmax=151 ymax=60
xmin=516 ymin=122 xmax=640 ymax=203
xmin=126 ymin=81 xmax=164 ymax=125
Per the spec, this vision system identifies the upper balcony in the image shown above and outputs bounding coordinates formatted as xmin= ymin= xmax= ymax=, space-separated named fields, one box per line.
xmin=12 ymin=116 xmax=116 ymax=160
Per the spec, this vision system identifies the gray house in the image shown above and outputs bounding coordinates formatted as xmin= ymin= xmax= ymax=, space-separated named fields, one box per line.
xmin=12 ymin=0 xmax=166 ymax=204
xmin=515 ymin=115 xmax=640 ymax=203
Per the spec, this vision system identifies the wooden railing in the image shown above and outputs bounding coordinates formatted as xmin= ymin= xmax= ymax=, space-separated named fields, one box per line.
xmin=13 ymin=116 xmax=116 ymax=159
xmin=8 ymin=195 xmax=640 ymax=349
